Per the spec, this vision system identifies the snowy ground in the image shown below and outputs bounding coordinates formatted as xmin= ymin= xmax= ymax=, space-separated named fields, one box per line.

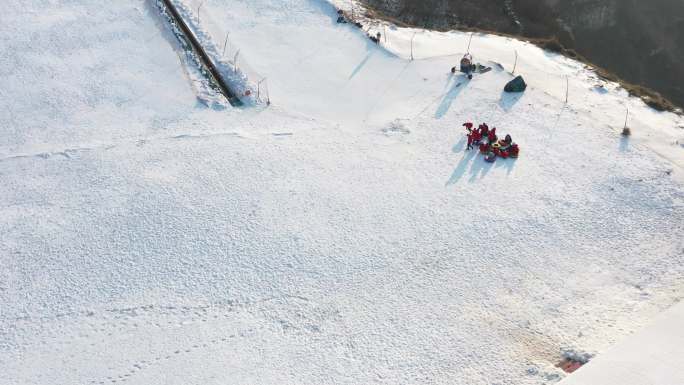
xmin=559 ymin=301 xmax=684 ymax=385
xmin=2 ymin=0 xmax=683 ymax=384
xmin=330 ymin=0 xmax=684 ymax=177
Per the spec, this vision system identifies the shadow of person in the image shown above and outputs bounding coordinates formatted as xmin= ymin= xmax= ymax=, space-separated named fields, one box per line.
xmin=619 ymin=135 xmax=630 ymax=152
xmin=495 ymin=157 xmax=517 ymax=176
xmin=435 ymin=76 xmax=468 ymax=119
xmin=446 ymin=149 xmax=478 ymax=186
xmin=469 ymin=156 xmax=495 ymax=182
xmin=442 ymin=72 xmax=457 ymax=93
xmin=348 ymin=51 xmax=373 ymax=80
xmin=452 ymin=137 xmax=467 ymax=153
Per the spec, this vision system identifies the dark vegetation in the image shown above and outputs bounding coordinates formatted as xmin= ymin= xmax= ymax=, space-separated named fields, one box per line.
xmin=362 ymin=0 xmax=684 ymax=112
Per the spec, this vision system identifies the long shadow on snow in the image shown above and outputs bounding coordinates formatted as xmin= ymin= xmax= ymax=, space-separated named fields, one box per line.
xmin=435 ymin=76 xmax=468 ymax=119
xmin=446 ymin=149 xmax=478 ymax=186
xmin=452 ymin=137 xmax=466 ymax=153
xmin=447 ymin=149 xmax=506 ymax=185
xmin=619 ymin=136 xmax=630 ymax=152
xmin=346 ymin=28 xmax=401 ymax=83
xmin=499 ymin=90 xmax=524 ymax=112
xmin=494 ymin=157 xmax=517 ymax=176
xmin=349 ymin=52 xmax=374 ymax=79
xmin=468 ymin=156 xmax=495 ymax=182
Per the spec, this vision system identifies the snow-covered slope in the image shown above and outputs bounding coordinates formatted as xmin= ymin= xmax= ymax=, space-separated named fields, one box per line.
xmin=558 ymin=301 xmax=684 ymax=385
xmin=0 ymin=0 xmax=222 ymax=158
xmin=2 ymin=1 xmax=683 ymax=384
xmin=179 ymin=0 xmax=684 ymax=173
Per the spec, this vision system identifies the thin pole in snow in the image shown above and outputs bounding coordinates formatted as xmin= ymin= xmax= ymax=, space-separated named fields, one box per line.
xmin=466 ymin=32 xmax=473 ymax=54
xmin=624 ymin=108 xmax=629 ymax=129
xmin=565 ymin=76 xmax=569 ymax=104
xmin=410 ymin=32 xmax=416 ymax=61
xmin=622 ymin=107 xmax=631 ymax=135
xmin=512 ymin=50 xmax=518 ymax=74
xmin=257 ymin=78 xmax=262 ymax=101
xmin=222 ymin=32 xmax=230 ymax=58
xmin=257 ymin=77 xmax=269 ymax=105
xmin=197 ymin=1 xmax=203 ymax=23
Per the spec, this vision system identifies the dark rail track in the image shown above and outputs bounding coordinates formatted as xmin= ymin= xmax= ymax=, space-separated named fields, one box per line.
xmin=160 ymin=0 xmax=243 ymax=106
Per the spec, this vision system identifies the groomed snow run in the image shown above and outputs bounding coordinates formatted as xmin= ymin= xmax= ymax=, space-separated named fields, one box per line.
xmin=1 ymin=0 xmax=683 ymax=384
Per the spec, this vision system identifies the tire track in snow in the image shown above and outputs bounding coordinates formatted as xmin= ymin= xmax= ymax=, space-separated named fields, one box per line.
xmin=91 ymin=297 xmax=324 ymax=384
xmin=8 ymin=297 xmax=319 ymax=384
xmin=0 ymin=132 xmax=245 ymax=164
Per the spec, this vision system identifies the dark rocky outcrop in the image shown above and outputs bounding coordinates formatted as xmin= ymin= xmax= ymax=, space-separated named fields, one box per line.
xmin=362 ymin=0 xmax=684 ymax=110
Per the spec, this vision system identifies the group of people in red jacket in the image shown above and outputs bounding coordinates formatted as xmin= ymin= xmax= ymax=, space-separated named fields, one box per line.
xmin=463 ymin=122 xmax=519 ymax=162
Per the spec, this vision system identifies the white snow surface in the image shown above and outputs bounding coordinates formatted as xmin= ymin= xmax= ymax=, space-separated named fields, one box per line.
xmin=559 ymin=301 xmax=684 ymax=385
xmin=1 ymin=0 xmax=684 ymax=384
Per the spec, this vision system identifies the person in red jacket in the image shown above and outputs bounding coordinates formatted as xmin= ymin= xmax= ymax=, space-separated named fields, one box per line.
xmin=463 ymin=122 xmax=474 ymax=132
xmin=473 ymin=129 xmax=483 ymax=145
xmin=467 ymin=131 xmax=474 ymax=150
xmin=479 ymin=123 xmax=489 ymax=138
xmin=510 ymin=143 xmax=520 ymax=158
xmin=488 ymin=126 xmax=497 ymax=143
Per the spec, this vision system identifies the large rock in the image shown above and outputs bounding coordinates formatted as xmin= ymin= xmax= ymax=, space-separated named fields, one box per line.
xmin=504 ymin=76 xmax=527 ymax=93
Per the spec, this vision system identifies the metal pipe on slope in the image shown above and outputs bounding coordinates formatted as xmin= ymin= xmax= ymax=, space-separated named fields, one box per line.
xmin=160 ymin=0 xmax=243 ymax=106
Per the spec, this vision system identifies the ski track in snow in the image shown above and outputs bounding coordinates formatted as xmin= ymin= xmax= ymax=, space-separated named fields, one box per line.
xmin=2 ymin=0 xmax=684 ymax=384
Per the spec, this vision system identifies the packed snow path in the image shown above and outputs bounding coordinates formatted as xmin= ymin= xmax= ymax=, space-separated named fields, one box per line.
xmin=2 ymin=0 xmax=684 ymax=384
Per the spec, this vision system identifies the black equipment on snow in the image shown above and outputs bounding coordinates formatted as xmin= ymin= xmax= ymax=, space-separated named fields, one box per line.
xmin=505 ymin=76 xmax=527 ymax=93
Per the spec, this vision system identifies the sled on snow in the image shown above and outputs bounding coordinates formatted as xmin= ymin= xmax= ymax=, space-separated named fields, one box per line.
xmin=451 ymin=63 xmax=492 ymax=79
